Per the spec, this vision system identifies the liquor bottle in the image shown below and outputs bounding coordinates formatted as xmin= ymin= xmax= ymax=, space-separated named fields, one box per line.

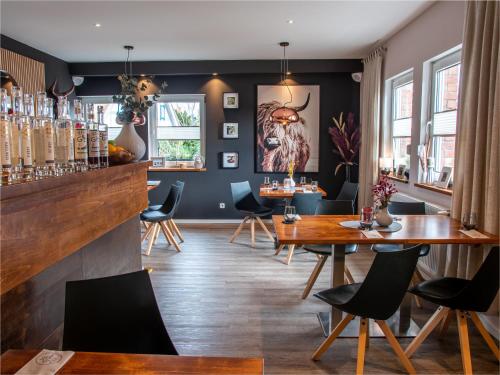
xmin=86 ymin=104 xmax=100 ymax=169
xmin=10 ymin=86 xmax=23 ymax=180
xmin=97 ymin=106 xmax=108 ymax=167
xmin=0 ymin=88 xmax=12 ymax=184
xmin=73 ymin=99 xmax=88 ymax=172
xmin=43 ymin=98 xmax=56 ymax=175
xmin=54 ymin=96 xmax=75 ymax=174
xmin=20 ymin=93 xmax=35 ymax=180
xmin=33 ymin=91 xmax=47 ymax=176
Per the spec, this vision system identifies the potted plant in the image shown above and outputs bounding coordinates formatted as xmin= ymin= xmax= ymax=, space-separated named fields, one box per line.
xmin=372 ymin=175 xmax=398 ymax=226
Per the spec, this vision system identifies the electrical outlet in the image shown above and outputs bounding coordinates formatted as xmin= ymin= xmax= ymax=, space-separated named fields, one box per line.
xmin=219 ymin=202 xmax=225 ymax=209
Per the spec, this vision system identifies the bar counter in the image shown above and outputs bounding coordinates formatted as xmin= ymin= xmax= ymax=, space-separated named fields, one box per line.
xmin=1 ymin=161 xmax=150 ymax=352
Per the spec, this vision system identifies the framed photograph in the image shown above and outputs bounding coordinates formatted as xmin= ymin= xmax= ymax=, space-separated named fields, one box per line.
xmin=151 ymin=156 xmax=165 ymax=168
xmin=396 ymin=164 xmax=406 ymax=178
xmin=435 ymin=166 xmax=453 ymax=188
xmin=223 ymin=92 xmax=239 ymax=109
xmin=222 ymin=122 xmax=238 ymax=139
xmin=220 ymin=152 xmax=239 ymax=169
xmin=256 ymin=84 xmax=320 ymax=172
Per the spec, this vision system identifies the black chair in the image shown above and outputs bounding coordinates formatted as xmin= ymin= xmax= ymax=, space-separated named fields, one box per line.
xmin=336 ymin=181 xmax=359 ymax=202
xmin=290 ymin=192 xmax=323 ymax=215
xmin=141 ymin=184 xmax=182 ymax=254
xmin=405 ymin=247 xmax=499 ymax=374
xmin=301 ymin=200 xmax=357 ymax=298
xmin=312 ymin=244 xmax=425 ymax=375
xmin=63 ymin=270 xmax=177 ymax=355
xmin=229 ymin=181 xmax=274 ymax=247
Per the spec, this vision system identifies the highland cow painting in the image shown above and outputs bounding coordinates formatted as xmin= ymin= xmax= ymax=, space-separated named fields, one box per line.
xmin=256 ymin=85 xmax=320 ymax=173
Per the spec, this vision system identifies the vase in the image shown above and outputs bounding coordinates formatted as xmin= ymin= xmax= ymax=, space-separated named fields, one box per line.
xmin=114 ymin=122 xmax=146 ymax=161
xmin=376 ymin=206 xmax=393 ymax=227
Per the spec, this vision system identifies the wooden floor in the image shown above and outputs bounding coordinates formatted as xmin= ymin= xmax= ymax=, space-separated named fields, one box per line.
xmin=142 ymin=226 xmax=499 ymax=374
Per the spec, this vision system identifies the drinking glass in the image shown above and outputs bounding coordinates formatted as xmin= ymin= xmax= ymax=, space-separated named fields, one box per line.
xmin=300 ymin=176 xmax=307 ymax=185
xmin=263 ymin=176 xmax=270 ymax=186
xmin=462 ymin=212 xmax=478 ymax=230
xmin=360 ymin=207 xmax=374 ymax=230
xmin=272 ymin=180 xmax=279 ymax=190
xmin=284 ymin=205 xmax=296 ymax=223
xmin=311 ymin=180 xmax=318 ymax=192
xmin=283 ymin=178 xmax=291 ymax=190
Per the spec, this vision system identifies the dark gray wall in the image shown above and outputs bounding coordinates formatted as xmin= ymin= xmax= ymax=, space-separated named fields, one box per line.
xmin=77 ymin=72 xmax=360 ymax=219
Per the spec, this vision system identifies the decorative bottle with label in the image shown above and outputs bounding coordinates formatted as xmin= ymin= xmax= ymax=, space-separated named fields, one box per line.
xmin=0 ymin=88 xmax=12 ymax=184
xmin=20 ymin=93 xmax=35 ymax=180
xmin=86 ymin=104 xmax=100 ymax=169
xmin=97 ymin=105 xmax=108 ymax=168
xmin=43 ymin=98 xmax=56 ymax=175
xmin=33 ymin=91 xmax=47 ymax=176
xmin=10 ymin=86 xmax=23 ymax=180
xmin=55 ymin=96 xmax=75 ymax=174
xmin=73 ymin=99 xmax=88 ymax=172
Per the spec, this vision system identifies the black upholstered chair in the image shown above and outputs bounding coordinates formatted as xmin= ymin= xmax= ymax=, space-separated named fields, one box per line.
xmin=141 ymin=184 xmax=182 ymax=254
xmin=312 ymin=244 xmax=425 ymax=375
xmin=63 ymin=270 xmax=178 ymax=355
xmin=290 ymin=192 xmax=323 ymax=215
xmin=301 ymin=200 xmax=357 ymax=298
xmin=336 ymin=181 xmax=359 ymax=202
xmin=405 ymin=247 xmax=499 ymax=374
xmin=229 ymin=181 xmax=274 ymax=247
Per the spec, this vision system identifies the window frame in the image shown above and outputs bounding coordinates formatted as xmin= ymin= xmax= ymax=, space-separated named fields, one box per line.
xmin=148 ymin=94 xmax=206 ymax=166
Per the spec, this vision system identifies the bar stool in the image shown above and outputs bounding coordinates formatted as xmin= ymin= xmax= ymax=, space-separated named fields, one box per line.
xmin=405 ymin=246 xmax=499 ymax=374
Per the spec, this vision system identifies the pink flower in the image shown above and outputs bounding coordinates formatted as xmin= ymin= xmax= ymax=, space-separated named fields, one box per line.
xmin=372 ymin=176 xmax=397 ymax=208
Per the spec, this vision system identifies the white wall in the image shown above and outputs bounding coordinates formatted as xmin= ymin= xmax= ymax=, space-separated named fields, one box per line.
xmin=382 ymin=1 xmax=466 ymax=209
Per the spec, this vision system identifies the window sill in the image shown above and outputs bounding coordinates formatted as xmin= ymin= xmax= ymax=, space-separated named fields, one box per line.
xmin=148 ymin=167 xmax=207 ymax=172
xmin=387 ymin=175 xmax=408 ymax=184
xmin=414 ymin=182 xmax=452 ymax=196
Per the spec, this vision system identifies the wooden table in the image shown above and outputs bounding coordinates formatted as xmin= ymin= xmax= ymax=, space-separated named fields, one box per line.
xmin=259 ymin=184 xmax=327 ymax=199
xmin=147 ymin=180 xmax=161 ymax=191
xmin=1 ymin=350 xmax=264 ymax=375
xmin=273 ymin=214 xmax=499 ymax=337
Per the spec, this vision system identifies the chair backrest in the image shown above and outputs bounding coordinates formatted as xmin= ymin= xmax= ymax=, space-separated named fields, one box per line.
xmin=388 ymin=201 xmax=426 ymax=215
xmin=343 ymin=244 xmax=422 ymax=320
xmin=315 ymin=199 xmax=354 ymax=215
xmin=336 ymin=182 xmax=359 ymax=202
xmin=290 ymin=192 xmax=322 ymax=215
xmin=230 ymin=181 xmax=260 ymax=211
xmin=62 ymin=270 xmax=178 ymax=355
xmin=172 ymin=180 xmax=185 ymax=214
xmin=160 ymin=184 xmax=181 ymax=217
xmin=453 ymin=246 xmax=499 ymax=312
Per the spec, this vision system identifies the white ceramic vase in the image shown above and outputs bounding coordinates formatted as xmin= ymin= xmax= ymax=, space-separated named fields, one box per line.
xmin=376 ymin=206 xmax=393 ymax=227
xmin=114 ymin=123 xmax=146 ymax=161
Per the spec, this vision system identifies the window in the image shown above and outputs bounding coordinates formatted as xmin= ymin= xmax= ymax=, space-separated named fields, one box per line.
xmin=148 ymin=94 xmax=205 ymax=164
xmin=81 ymin=97 xmax=122 ymax=140
xmin=429 ymin=50 xmax=461 ymax=179
xmin=390 ymin=71 xmax=413 ymax=169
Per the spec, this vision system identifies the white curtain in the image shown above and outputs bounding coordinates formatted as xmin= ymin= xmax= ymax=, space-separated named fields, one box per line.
xmin=358 ymin=47 xmax=384 ymax=211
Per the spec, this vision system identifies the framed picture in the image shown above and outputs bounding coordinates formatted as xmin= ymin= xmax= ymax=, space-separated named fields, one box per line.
xmin=222 ymin=122 xmax=238 ymax=139
xmin=256 ymin=84 xmax=320 ymax=172
xmin=220 ymin=152 xmax=239 ymax=169
xmin=396 ymin=164 xmax=406 ymax=178
xmin=151 ymin=156 xmax=165 ymax=168
xmin=223 ymin=92 xmax=239 ymax=109
xmin=435 ymin=166 xmax=453 ymax=188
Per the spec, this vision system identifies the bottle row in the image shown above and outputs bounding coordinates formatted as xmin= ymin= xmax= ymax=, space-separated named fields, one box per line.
xmin=0 ymin=87 xmax=109 ymax=185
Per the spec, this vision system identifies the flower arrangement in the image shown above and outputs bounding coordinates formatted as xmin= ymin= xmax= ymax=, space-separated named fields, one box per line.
xmin=329 ymin=112 xmax=361 ymax=178
xmin=288 ymin=160 xmax=295 ymax=178
xmin=112 ymin=74 xmax=168 ymax=124
xmin=372 ymin=176 xmax=398 ymax=208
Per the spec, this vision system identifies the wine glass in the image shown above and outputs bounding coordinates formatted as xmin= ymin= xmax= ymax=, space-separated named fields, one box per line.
xmin=263 ymin=176 xmax=270 ymax=187
xmin=284 ymin=206 xmax=296 ymax=223
xmin=300 ymin=176 xmax=307 ymax=185
xmin=462 ymin=212 xmax=478 ymax=230
xmin=272 ymin=180 xmax=279 ymax=190
xmin=360 ymin=207 xmax=374 ymax=230
xmin=311 ymin=180 xmax=318 ymax=192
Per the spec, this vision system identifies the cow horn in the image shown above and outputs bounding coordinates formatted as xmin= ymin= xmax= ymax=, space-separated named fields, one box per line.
xmin=293 ymin=93 xmax=310 ymax=112
xmin=50 ymin=79 xmax=75 ymax=98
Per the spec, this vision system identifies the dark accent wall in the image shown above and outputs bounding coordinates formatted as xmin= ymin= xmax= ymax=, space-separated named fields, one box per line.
xmin=0 ymin=34 xmax=73 ymax=92
xmin=76 ymin=70 xmax=360 ymax=219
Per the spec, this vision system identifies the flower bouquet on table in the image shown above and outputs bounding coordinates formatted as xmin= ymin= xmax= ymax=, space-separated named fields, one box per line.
xmin=372 ymin=175 xmax=398 ymax=226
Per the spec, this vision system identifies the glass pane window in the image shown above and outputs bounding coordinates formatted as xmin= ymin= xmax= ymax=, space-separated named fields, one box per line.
xmin=393 ymin=137 xmax=411 ymax=168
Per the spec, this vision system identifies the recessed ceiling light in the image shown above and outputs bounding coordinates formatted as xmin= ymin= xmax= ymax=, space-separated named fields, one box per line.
xmin=94 ymin=23 xmax=101 ymax=28
xmin=287 ymin=19 xmax=294 ymax=24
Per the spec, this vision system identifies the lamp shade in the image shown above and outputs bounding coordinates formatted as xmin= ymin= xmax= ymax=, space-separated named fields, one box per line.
xmin=379 ymin=157 xmax=393 ymax=169
xmin=269 ymin=106 xmax=299 ymax=126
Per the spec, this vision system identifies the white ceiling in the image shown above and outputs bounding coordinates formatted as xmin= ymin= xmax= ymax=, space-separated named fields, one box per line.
xmin=1 ymin=1 xmax=433 ymax=62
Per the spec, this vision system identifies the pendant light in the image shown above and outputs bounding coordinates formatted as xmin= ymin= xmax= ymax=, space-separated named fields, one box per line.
xmin=269 ymin=42 xmax=299 ymax=126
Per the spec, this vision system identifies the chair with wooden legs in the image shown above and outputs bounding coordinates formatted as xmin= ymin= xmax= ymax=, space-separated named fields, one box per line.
xmin=371 ymin=201 xmax=429 ymax=308
xmin=312 ymin=244 xmax=425 ymax=375
xmin=229 ymin=181 xmax=274 ymax=248
xmin=300 ymin=200 xmax=357 ymax=297
xmin=141 ymin=184 xmax=182 ymax=255
xmin=405 ymin=246 xmax=499 ymax=374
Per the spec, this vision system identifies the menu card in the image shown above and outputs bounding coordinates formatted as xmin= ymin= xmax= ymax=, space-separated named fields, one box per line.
xmin=15 ymin=349 xmax=75 ymax=375
xmin=459 ymin=229 xmax=489 ymax=239
xmin=361 ymin=230 xmax=384 ymax=239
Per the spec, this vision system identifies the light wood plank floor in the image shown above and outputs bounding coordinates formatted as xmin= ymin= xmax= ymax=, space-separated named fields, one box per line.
xmin=142 ymin=226 xmax=499 ymax=374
